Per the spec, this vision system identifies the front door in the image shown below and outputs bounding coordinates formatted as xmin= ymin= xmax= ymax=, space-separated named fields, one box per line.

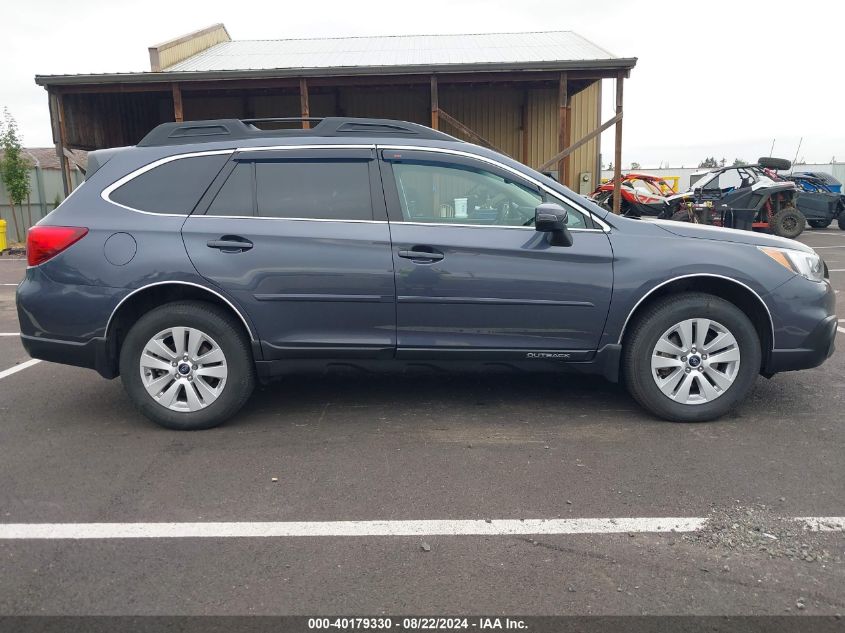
xmin=379 ymin=149 xmax=613 ymax=360
xmin=182 ymin=147 xmax=395 ymax=360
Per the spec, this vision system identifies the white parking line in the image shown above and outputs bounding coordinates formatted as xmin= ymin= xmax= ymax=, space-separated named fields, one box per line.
xmin=0 ymin=283 xmax=19 ymax=286
xmin=0 ymin=518 xmax=707 ymax=539
xmin=0 ymin=358 xmax=41 ymax=380
xmin=0 ymin=516 xmax=843 ymax=540
xmin=799 ymin=517 xmax=845 ymax=531
xmin=0 ymin=333 xmax=20 ymax=336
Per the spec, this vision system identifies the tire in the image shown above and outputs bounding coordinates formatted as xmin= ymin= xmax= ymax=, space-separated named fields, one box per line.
xmin=670 ymin=209 xmax=690 ymax=222
xmin=119 ymin=301 xmax=255 ymax=430
xmin=769 ymin=208 xmax=804 ymax=238
xmin=623 ymin=293 xmax=761 ymax=423
xmin=757 ymin=157 xmax=791 ymax=171
xmin=808 ymin=219 xmax=832 ymax=229
xmin=838 ymin=214 xmax=845 ymax=231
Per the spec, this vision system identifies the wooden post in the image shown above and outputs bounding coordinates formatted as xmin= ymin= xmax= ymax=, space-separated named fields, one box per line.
xmin=612 ymin=72 xmax=624 ymax=214
xmin=55 ymin=92 xmax=73 ymax=198
xmin=430 ymin=75 xmax=439 ymax=130
xmin=299 ymin=78 xmax=310 ymax=129
xmin=520 ymin=90 xmax=529 ymax=165
xmin=558 ymin=72 xmax=570 ymax=185
xmin=172 ymin=83 xmax=184 ymax=122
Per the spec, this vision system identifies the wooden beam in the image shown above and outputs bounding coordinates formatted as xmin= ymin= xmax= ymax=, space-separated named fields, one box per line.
xmin=430 ymin=75 xmax=439 ymax=130
xmin=557 ymin=72 xmax=570 ymax=185
xmin=54 ymin=92 xmax=73 ymax=197
xmin=538 ymin=113 xmax=622 ymax=172
xmin=300 ymin=78 xmax=310 ymax=129
xmin=171 ymin=83 xmax=184 ymax=122
xmin=520 ymin=89 xmax=529 ymax=165
xmin=437 ymin=108 xmax=509 ymax=157
xmin=612 ymin=72 xmax=624 ymax=214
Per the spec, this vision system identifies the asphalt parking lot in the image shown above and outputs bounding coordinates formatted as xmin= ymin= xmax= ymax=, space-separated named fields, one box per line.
xmin=0 ymin=229 xmax=843 ymax=618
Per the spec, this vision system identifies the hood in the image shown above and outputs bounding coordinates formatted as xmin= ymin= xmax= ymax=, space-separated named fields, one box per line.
xmin=651 ymin=219 xmax=815 ymax=254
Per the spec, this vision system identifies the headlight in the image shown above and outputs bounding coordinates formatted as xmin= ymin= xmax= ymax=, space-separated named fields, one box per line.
xmin=758 ymin=246 xmax=825 ymax=282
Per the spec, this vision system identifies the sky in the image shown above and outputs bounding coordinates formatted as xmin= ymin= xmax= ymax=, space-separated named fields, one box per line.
xmin=2 ymin=0 xmax=843 ymax=168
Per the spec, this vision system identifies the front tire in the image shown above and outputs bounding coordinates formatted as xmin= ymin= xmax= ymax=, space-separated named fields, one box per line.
xmin=623 ymin=293 xmax=761 ymax=422
xmin=119 ymin=301 xmax=255 ymax=430
xmin=769 ymin=208 xmax=804 ymax=238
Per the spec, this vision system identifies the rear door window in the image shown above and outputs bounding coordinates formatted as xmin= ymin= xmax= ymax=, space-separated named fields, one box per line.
xmin=207 ymin=162 xmax=255 ymax=216
xmin=109 ymin=154 xmax=229 ymax=214
xmin=255 ymin=160 xmax=373 ymax=221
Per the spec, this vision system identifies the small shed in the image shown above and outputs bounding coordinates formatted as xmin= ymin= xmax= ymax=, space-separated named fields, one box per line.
xmin=35 ymin=25 xmax=636 ymax=209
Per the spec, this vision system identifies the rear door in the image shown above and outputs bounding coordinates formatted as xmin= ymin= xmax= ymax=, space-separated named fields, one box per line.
xmin=379 ymin=148 xmax=614 ymax=359
xmin=182 ymin=147 xmax=396 ymax=360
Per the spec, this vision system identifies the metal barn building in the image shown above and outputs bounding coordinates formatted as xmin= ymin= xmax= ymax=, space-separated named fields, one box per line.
xmin=35 ymin=24 xmax=636 ymax=206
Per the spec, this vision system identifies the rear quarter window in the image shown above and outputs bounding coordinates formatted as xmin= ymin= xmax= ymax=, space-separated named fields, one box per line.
xmin=109 ymin=154 xmax=229 ymax=214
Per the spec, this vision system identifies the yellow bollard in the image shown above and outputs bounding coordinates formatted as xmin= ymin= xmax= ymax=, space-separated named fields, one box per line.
xmin=0 ymin=219 xmax=7 ymax=252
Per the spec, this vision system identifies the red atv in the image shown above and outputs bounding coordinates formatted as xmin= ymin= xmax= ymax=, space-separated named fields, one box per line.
xmin=590 ymin=173 xmax=676 ymax=218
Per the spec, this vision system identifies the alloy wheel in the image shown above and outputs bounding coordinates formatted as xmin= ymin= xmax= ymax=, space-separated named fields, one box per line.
xmin=139 ymin=326 xmax=228 ymax=412
xmin=650 ymin=318 xmax=741 ymax=405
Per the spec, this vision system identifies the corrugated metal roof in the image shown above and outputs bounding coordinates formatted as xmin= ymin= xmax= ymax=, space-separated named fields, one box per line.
xmin=166 ymin=31 xmax=620 ymax=72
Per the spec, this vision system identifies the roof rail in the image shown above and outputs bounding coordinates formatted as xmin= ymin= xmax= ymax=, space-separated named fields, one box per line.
xmin=137 ymin=117 xmax=459 ymax=147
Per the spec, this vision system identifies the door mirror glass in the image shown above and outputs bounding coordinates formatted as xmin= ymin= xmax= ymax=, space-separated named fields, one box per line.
xmin=534 ymin=203 xmax=573 ymax=246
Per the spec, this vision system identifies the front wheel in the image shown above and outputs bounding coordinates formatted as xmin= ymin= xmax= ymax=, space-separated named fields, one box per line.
xmin=838 ymin=213 xmax=845 ymax=231
xmin=623 ymin=293 xmax=761 ymax=422
xmin=119 ymin=301 xmax=255 ymax=430
xmin=769 ymin=208 xmax=805 ymax=238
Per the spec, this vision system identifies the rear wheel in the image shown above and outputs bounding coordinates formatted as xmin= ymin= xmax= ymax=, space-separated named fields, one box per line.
xmin=623 ymin=293 xmax=761 ymax=422
xmin=838 ymin=214 xmax=845 ymax=231
xmin=769 ymin=208 xmax=804 ymax=238
xmin=119 ymin=301 xmax=255 ymax=430
xmin=808 ymin=219 xmax=832 ymax=229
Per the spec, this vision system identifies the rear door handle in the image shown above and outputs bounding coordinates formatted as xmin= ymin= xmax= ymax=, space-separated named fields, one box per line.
xmin=398 ymin=248 xmax=444 ymax=262
xmin=207 ymin=236 xmax=254 ymax=253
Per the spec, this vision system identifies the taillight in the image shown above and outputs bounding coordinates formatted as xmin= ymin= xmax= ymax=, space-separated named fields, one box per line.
xmin=27 ymin=226 xmax=88 ymax=266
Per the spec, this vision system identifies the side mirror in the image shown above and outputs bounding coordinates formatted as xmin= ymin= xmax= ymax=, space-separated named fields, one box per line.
xmin=534 ymin=203 xmax=573 ymax=247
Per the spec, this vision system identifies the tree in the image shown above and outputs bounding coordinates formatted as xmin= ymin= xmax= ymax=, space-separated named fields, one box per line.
xmin=630 ymin=161 xmax=641 ymax=170
xmin=606 ymin=161 xmax=613 ymax=171
xmin=698 ymin=156 xmax=719 ymax=168
xmin=0 ymin=109 xmax=31 ymax=242
xmin=732 ymin=158 xmax=748 ymax=166
xmin=719 ymin=157 xmax=726 ymax=167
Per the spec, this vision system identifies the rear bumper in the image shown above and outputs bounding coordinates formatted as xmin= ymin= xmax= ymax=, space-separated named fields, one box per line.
xmin=20 ymin=334 xmax=117 ymax=379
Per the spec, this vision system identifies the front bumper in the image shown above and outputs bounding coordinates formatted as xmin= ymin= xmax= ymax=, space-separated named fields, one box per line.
xmin=763 ymin=277 xmax=836 ymax=374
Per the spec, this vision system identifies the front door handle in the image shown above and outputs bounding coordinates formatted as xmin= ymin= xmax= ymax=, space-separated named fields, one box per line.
xmin=207 ymin=236 xmax=254 ymax=253
xmin=398 ymin=247 xmax=444 ymax=262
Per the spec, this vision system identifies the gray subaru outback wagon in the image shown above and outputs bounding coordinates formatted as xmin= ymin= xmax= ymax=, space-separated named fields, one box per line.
xmin=17 ymin=118 xmax=836 ymax=429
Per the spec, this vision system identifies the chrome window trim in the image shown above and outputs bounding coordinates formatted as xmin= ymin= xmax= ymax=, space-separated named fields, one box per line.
xmin=105 ymin=281 xmax=256 ymax=341
xmin=378 ymin=144 xmax=612 ymax=232
xmin=100 ymin=142 xmax=610 ymax=231
xmin=616 ymin=273 xmax=775 ymax=348
xmin=192 ymin=215 xmax=387 ymax=224
xmin=101 ymin=149 xmax=235 ymax=215
xmin=101 ymin=145 xmax=376 ymax=216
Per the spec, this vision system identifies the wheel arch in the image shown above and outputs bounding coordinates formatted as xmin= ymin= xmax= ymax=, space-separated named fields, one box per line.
xmin=104 ymin=281 xmax=258 ymax=376
xmin=618 ymin=274 xmax=774 ymax=370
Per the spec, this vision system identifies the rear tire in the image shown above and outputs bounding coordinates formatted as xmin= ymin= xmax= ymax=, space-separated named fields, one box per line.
xmin=769 ymin=208 xmax=804 ymax=238
xmin=808 ymin=219 xmax=832 ymax=229
xmin=119 ymin=301 xmax=255 ymax=430
xmin=623 ymin=293 xmax=761 ymax=422
xmin=838 ymin=214 xmax=845 ymax=231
